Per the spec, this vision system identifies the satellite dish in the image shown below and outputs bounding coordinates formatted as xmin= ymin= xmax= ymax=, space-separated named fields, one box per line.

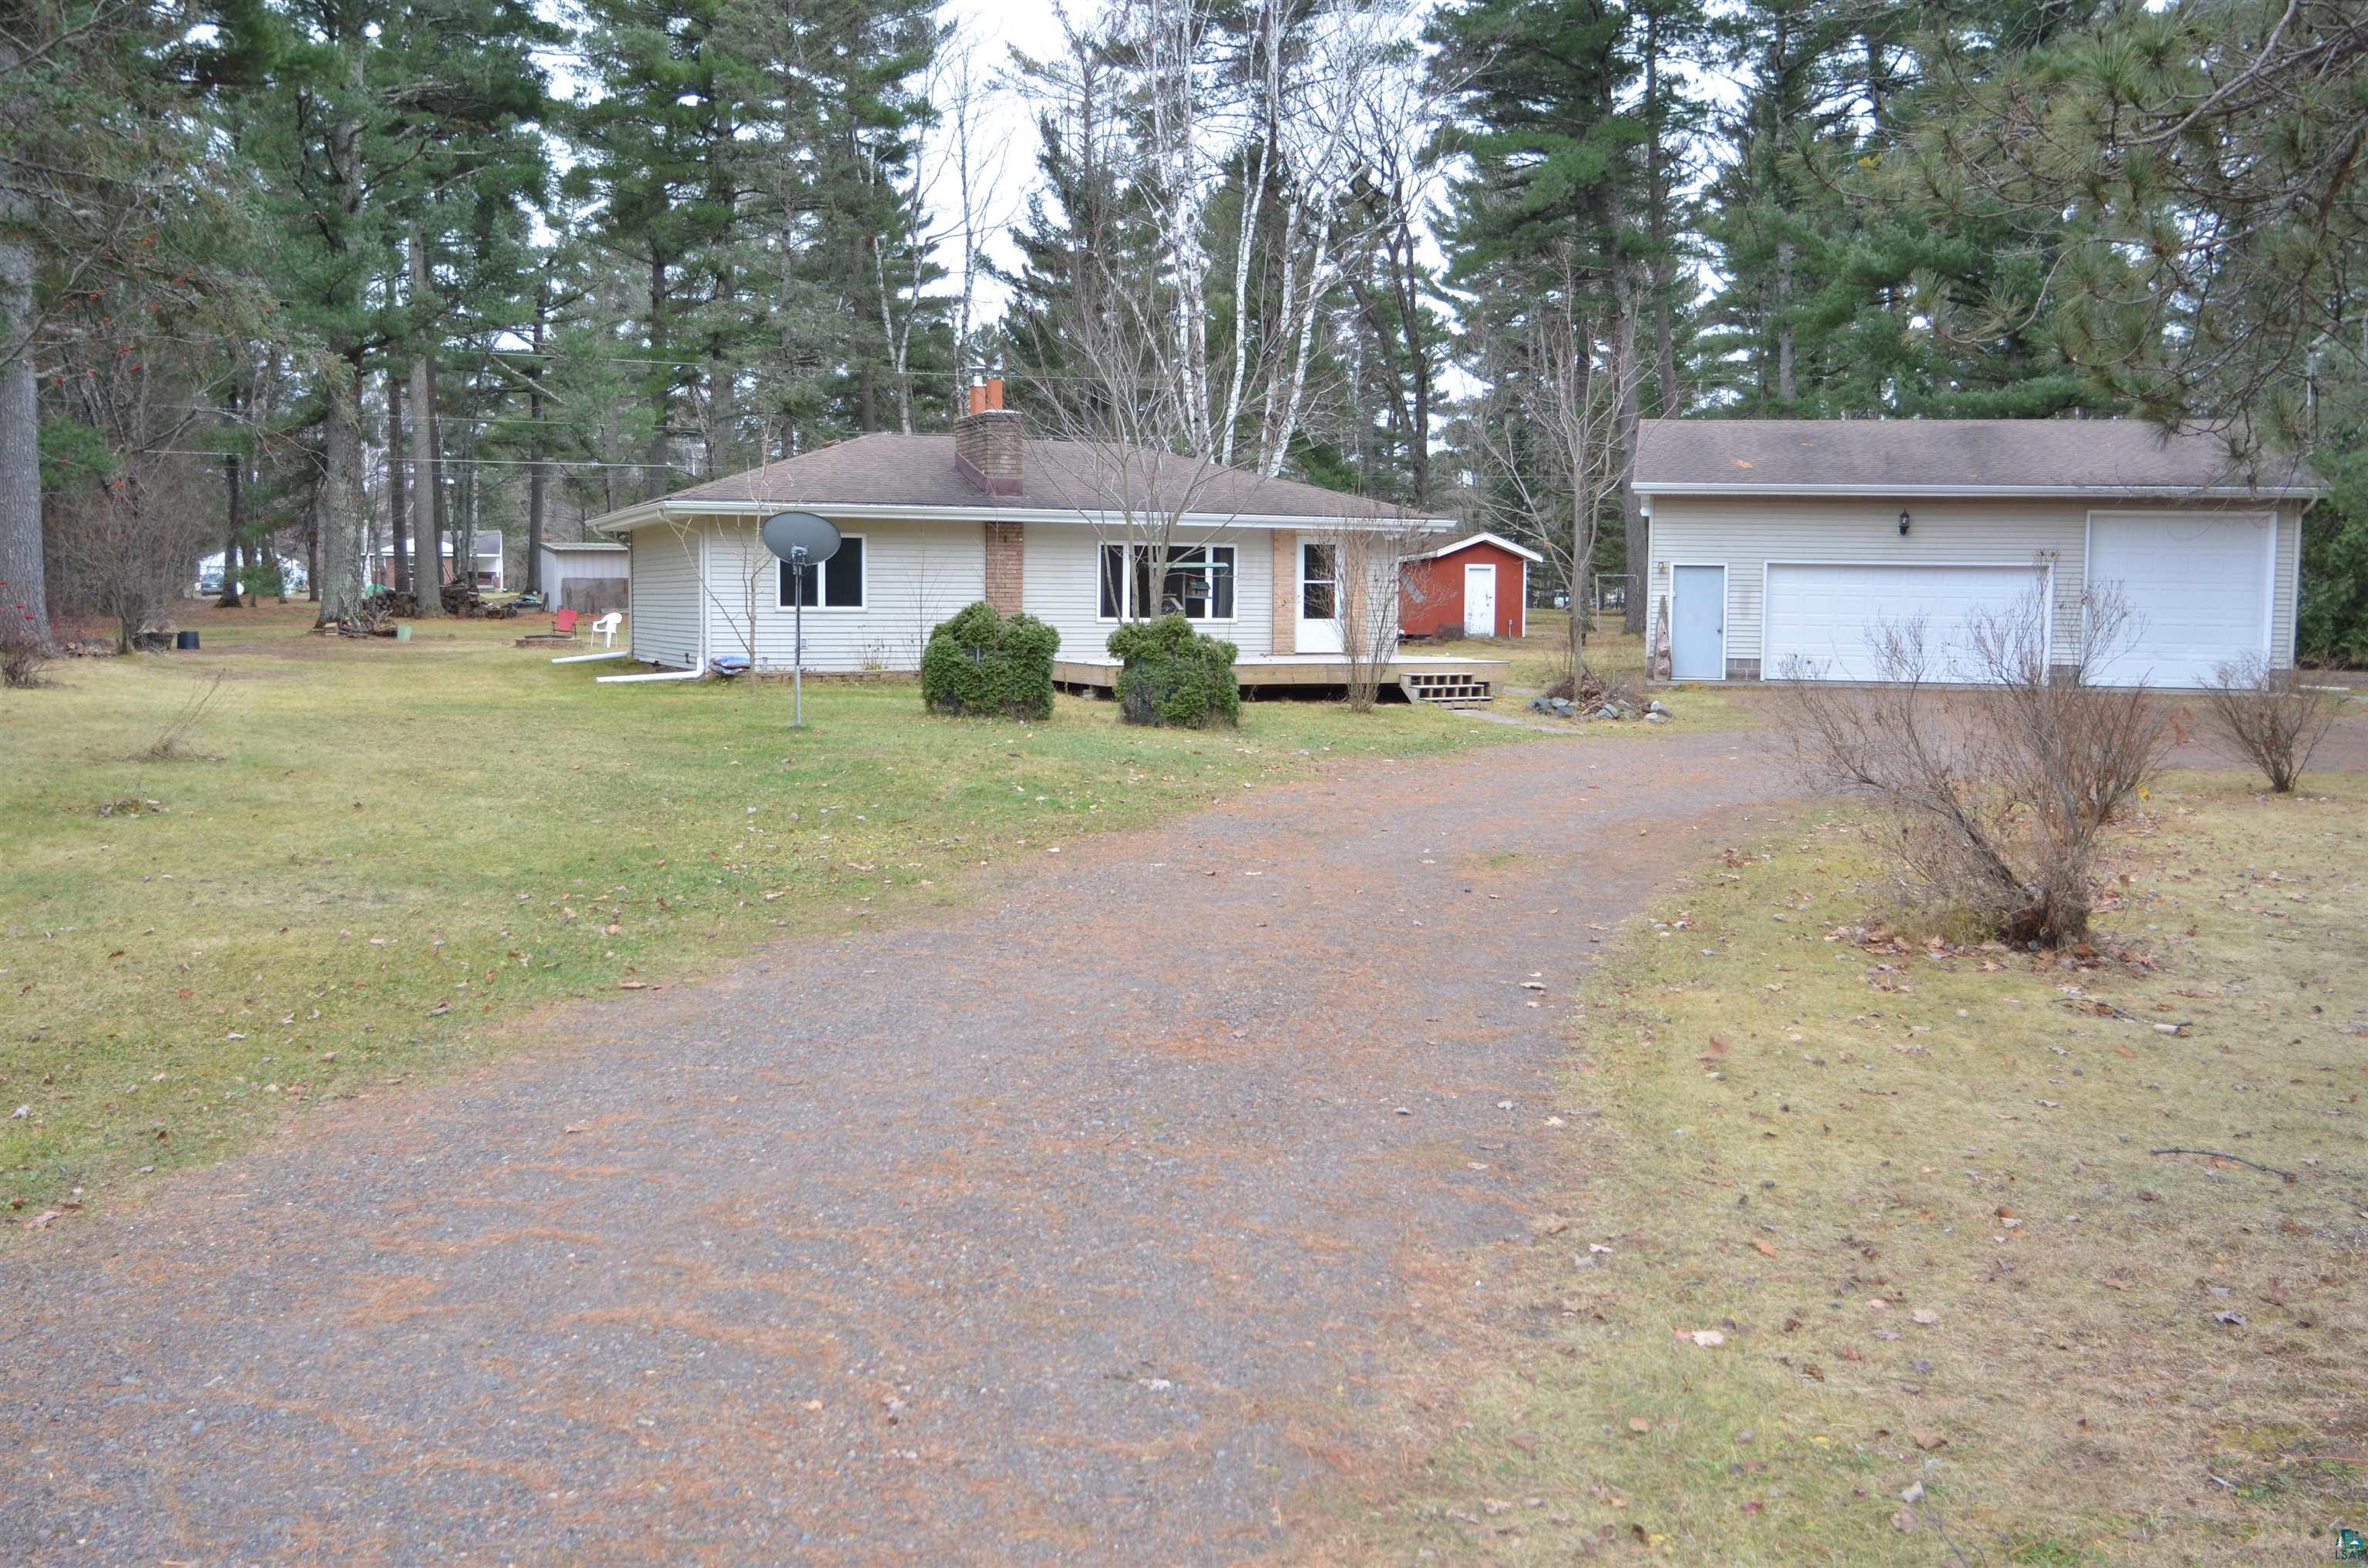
xmin=761 ymin=511 xmax=841 ymax=564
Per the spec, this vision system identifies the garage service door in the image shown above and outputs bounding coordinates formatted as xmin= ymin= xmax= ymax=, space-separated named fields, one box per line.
xmin=1764 ymin=563 xmax=2047 ymax=682
xmin=2086 ymin=513 xmax=2270 ymax=688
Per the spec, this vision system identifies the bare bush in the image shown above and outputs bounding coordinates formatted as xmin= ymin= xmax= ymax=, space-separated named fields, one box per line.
xmin=133 ymin=674 xmax=227 ymax=762
xmin=2 ymin=588 xmax=49 ymax=687
xmin=2199 ymin=653 xmax=2338 ymax=792
xmin=1784 ymin=587 xmax=2174 ymax=947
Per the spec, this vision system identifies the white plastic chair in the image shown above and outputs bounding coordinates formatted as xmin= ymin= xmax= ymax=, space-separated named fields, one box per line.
xmin=590 ymin=611 xmax=623 ymax=650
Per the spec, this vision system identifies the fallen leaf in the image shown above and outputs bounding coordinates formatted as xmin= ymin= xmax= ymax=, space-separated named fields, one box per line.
xmin=1627 ymin=1417 xmax=1652 ymax=1435
xmin=22 ymin=1209 xmax=62 ymax=1230
xmin=1892 ymin=1507 xmax=1922 ymax=1533
xmin=1910 ymin=1430 xmax=1947 ymax=1452
xmin=1751 ymin=1237 xmax=1778 ymax=1258
xmin=1911 ymin=1309 xmax=1939 ymax=1326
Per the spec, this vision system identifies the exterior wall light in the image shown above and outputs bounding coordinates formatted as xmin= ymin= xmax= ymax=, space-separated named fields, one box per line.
xmin=1899 ymin=510 xmax=1912 ymax=536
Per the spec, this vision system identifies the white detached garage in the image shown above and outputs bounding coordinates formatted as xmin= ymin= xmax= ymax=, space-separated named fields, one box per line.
xmin=1634 ymin=420 xmax=2320 ymax=689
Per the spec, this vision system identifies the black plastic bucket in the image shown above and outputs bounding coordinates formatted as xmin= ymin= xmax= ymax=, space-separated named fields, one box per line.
xmin=175 ymin=631 xmax=200 ymax=651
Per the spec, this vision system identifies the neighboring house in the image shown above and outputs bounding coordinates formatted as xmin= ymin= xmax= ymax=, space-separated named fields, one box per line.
xmin=372 ymin=531 xmax=506 ymax=592
xmin=583 ymin=382 xmax=1498 ymax=698
xmin=1633 ymin=420 xmax=2323 ymax=689
xmin=1399 ymin=532 xmax=1540 ymax=640
xmin=536 ymin=540 xmax=631 ymax=614
xmin=194 ymin=551 xmax=308 ymax=597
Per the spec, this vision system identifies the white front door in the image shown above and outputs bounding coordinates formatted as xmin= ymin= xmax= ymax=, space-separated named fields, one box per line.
xmin=1462 ymin=563 xmax=1497 ymax=636
xmin=1297 ymin=540 xmax=1344 ymax=654
xmin=1670 ymin=565 xmax=1727 ymax=681
xmin=2086 ymin=513 xmax=2272 ymax=688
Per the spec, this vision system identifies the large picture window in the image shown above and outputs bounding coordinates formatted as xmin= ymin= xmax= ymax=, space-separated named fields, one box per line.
xmin=1098 ymin=542 xmax=1236 ymax=621
xmin=778 ymin=534 xmax=866 ymax=609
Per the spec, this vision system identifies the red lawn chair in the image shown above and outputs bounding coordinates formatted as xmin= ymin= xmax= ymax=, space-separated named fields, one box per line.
xmin=554 ymin=607 xmax=578 ymax=634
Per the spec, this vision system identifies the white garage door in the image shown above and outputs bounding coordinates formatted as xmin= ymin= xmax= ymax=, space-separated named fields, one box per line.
xmin=1765 ymin=563 xmax=2048 ymax=683
xmin=2087 ymin=513 xmax=2271 ymax=689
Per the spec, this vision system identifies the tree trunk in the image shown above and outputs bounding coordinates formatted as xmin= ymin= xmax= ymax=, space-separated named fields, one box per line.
xmin=1615 ymin=280 xmax=1647 ymax=635
xmin=1643 ymin=8 xmax=1682 ymax=419
xmin=1776 ymin=236 xmax=1797 ymax=405
xmin=388 ymin=370 xmax=411 ymax=594
xmin=0 ymin=166 xmax=47 ymax=648
xmin=409 ymin=226 xmax=446 ymax=616
xmin=526 ymin=273 xmax=547 ymax=595
xmin=317 ymin=354 xmax=371 ymax=624
xmin=220 ymin=449 xmax=243 ymax=608
xmin=218 ymin=378 xmax=245 ymax=609
xmin=643 ymin=251 xmax=669 ymax=502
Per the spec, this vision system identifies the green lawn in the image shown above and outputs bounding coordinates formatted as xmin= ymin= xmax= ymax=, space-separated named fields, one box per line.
xmin=1 ymin=602 xmax=1525 ymax=1224
xmin=1313 ymin=771 xmax=2368 ymax=1565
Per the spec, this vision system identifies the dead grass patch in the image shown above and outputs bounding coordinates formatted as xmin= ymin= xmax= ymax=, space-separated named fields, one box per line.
xmin=1302 ymin=771 xmax=2368 ymax=1566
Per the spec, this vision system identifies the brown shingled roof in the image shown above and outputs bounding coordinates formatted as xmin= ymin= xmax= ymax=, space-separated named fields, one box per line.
xmin=644 ymin=432 xmax=1418 ymax=520
xmin=1633 ymin=419 xmax=2319 ymax=495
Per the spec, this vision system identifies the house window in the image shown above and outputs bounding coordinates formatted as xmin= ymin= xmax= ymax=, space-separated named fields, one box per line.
xmin=1099 ymin=543 xmax=1127 ymax=619
xmin=1099 ymin=542 xmax=1236 ymax=620
xmin=778 ymin=534 xmax=865 ymax=609
xmin=1301 ymin=541 xmax=1338 ymax=619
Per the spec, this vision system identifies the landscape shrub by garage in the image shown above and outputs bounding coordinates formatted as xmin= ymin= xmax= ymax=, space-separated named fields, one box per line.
xmin=1108 ymin=614 xmax=1240 ymax=729
xmin=921 ymin=601 xmax=1060 ymax=720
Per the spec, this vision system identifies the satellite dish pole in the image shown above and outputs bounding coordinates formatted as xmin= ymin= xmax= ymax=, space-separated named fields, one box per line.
xmin=758 ymin=511 xmax=843 ymax=730
xmin=789 ymin=541 xmax=807 ymax=725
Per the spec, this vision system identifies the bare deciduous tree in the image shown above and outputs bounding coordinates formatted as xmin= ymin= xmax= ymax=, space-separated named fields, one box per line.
xmin=1303 ymin=515 xmax=1435 ymax=711
xmin=1465 ymin=268 xmax=1633 ymax=686
xmin=2200 ymin=652 xmax=2340 ymax=793
xmin=1784 ymin=587 xmax=2175 ymax=947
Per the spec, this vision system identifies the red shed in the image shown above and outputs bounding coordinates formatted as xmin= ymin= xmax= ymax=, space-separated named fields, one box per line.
xmin=1399 ymin=532 xmax=1541 ymax=640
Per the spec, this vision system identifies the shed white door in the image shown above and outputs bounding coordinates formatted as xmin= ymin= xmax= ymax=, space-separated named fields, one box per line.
xmin=1462 ymin=563 xmax=1496 ymax=636
xmin=2086 ymin=513 xmax=2271 ymax=688
xmin=1764 ymin=563 xmax=2046 ymax=683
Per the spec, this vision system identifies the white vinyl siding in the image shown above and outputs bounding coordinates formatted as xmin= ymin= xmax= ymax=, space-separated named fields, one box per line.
xmin=1024 ymin=525 xmax=1276 ymax=658
xmin=627 ymin=526 xmax=704 ymax=670
xmin=1644 ymin=495 xmax=2303 ymax=679
xmin=702 ymin=517 xmax=983 ymax=673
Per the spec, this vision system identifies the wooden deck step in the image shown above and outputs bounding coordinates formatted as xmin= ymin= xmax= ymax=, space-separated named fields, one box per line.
xmin=1401 ymin=671 xmax=1495 ymax=705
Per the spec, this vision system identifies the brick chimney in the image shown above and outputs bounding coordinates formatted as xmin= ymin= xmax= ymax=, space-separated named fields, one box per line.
xmin=954 ymin=375 xmax=1021 ymax=497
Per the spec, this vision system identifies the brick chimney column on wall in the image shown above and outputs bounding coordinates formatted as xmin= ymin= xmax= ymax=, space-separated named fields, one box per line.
xmin=1270 ymin=529 xmax=1297 ymax=654
xmin=958 ymin=377 xmax=1024 ymax=614
xmin=984 ymin=522 xmax=1024 ymax=614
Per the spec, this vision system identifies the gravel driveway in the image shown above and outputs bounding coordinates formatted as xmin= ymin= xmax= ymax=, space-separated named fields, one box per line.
xmin=2 ymin=726 xmax=1794 ymax=1566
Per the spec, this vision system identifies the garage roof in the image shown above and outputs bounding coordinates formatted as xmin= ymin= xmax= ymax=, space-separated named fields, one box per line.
xmin=1633 ymin=419 xmax=2322 ymax=499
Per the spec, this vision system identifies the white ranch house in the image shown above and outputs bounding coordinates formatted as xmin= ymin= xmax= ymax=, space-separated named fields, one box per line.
xmin=1633 ymin=419 xmax=2321 ymax=688
xmin=584 ymin=389 xmax=1507 ymax=702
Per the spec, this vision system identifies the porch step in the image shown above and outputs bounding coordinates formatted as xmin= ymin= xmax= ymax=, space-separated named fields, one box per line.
xmin=1401 ymin=671 xmax=1495 ymax=705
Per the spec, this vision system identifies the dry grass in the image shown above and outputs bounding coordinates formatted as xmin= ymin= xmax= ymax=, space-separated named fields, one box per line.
xmin=1308 ymin=770 xmax=2368 ymax=1566
xmin=0 ymin=600 xmax=1526 ymax=1225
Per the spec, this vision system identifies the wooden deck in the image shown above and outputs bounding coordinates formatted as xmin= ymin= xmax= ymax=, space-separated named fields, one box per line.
xmin=1053 ymin=653 xmax=1512 ymax=705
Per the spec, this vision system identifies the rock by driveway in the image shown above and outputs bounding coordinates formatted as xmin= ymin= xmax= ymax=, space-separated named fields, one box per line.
xmin=2 ymin=728 xmax=1795 ymax=1566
